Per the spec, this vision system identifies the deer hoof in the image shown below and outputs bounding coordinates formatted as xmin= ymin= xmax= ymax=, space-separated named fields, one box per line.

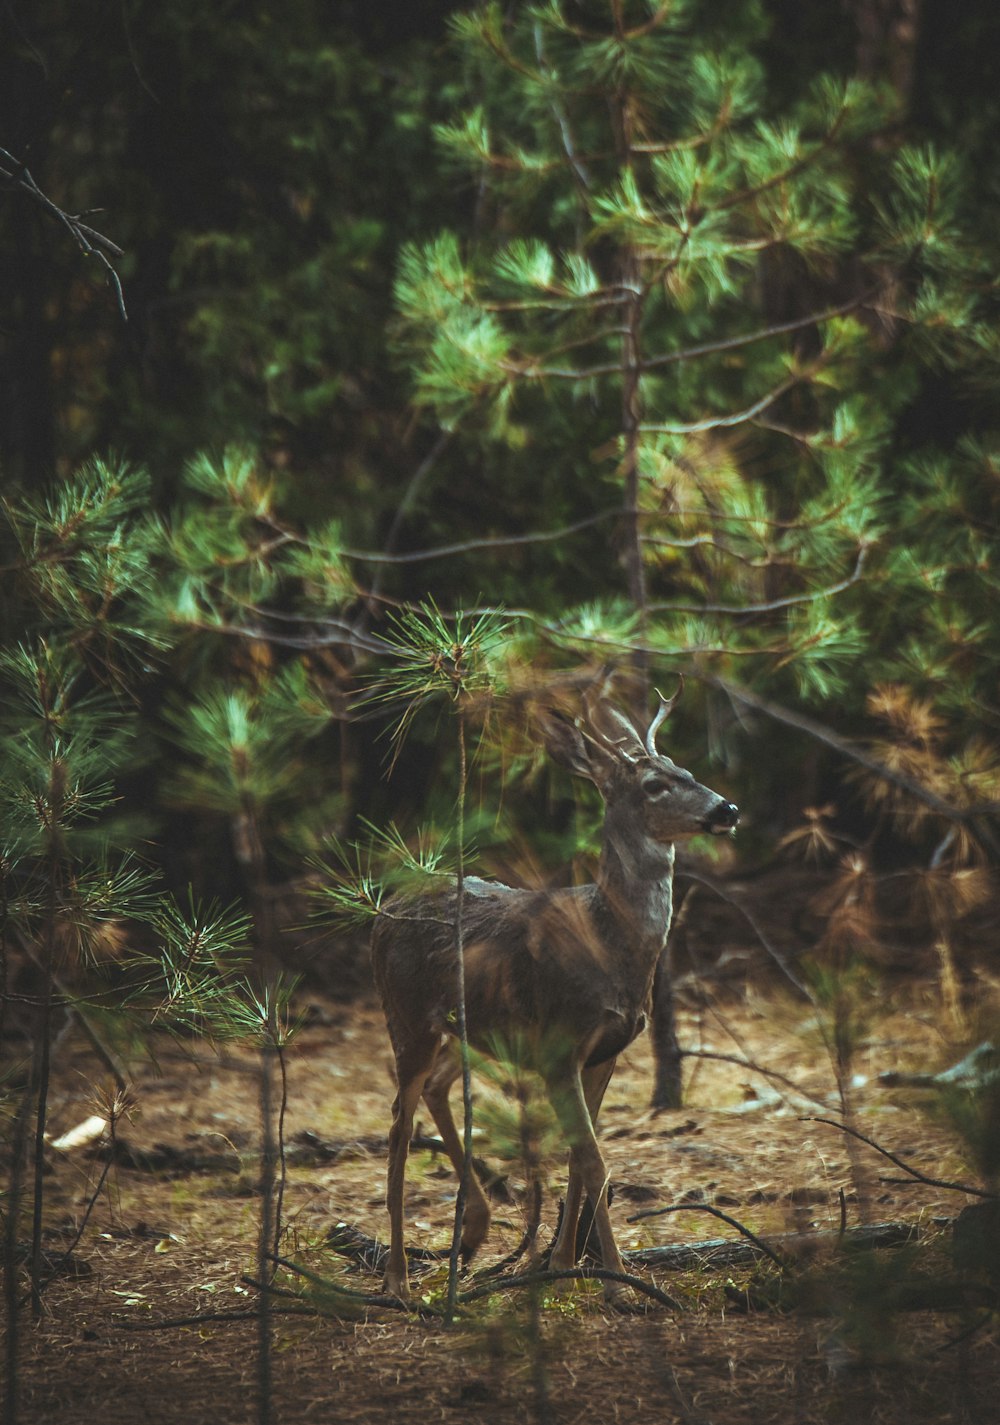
xmin=383 ymin=1273 xmax=412 ymax=1305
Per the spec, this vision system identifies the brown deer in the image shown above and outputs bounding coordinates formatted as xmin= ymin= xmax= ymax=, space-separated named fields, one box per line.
xmin=370 ymin=684 xmax=738 ymax=1306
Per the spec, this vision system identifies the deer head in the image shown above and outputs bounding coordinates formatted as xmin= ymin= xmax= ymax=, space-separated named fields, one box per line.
xmin=542 ymin=680 xmax=739 ymax=845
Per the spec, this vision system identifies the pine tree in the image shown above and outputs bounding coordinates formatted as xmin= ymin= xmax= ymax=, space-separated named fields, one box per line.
xmin=0 ymin=460 xmax=294 ymax=1412
xmin=391 ymin=0 xmax=986 ymax=1105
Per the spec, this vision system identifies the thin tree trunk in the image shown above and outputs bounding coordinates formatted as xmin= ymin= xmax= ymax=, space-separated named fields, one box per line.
xmin=233 ymin=795 xmax=278 ymax=1425
xmin=618 ymin=250 xmax=682 ymax=1108
xmin=649 ymin=950 xmax=685 ymax=1109
xmin=30 ymin=764 xmax=64 ymax=1318
xmin=610 ymin=10 xmax=682 ymax=1108
xmin=446 ymin=703 xmax=473 ymax=1325
xmin=619 ymin=255 xmax=648 ymax=678
xmin=847 ymin=0 xmax=922 ymax=107
xmin=3 ymin=1090 xmax=31 ymax=1425
xmin=257 ymin=1031 xmax=276 ymax=1425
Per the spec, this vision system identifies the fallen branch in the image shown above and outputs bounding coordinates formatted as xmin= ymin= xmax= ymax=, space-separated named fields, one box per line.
xmin=626 ymin=1218 xmax=931 ymax=1272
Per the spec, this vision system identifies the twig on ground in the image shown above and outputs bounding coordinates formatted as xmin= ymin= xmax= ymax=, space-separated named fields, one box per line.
xmin=470 ymin=1224 xmax=536 ymax=1280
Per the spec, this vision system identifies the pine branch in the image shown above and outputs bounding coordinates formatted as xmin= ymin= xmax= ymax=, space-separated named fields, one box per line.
xmin=710 ymin=105 xmax=851 ymax=217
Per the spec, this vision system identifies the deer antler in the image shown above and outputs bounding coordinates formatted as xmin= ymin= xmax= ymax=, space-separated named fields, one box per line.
xmin=579 ymin=679 xmax=644 ymax=762
xmin=645 ymin=678 xmax=684 ymax=757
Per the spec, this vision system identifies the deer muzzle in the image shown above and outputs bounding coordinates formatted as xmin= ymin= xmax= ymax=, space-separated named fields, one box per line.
xmin=704 ymin=800 xmax=740 ymax=835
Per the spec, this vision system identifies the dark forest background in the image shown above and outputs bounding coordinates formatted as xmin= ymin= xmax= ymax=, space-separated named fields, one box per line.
xmin=1 ymin=0 xmax=998 ymax=1040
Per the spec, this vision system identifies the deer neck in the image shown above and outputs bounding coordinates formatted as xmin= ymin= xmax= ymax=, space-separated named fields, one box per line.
xmin=596 ymin=829 xmax=676 ymax=953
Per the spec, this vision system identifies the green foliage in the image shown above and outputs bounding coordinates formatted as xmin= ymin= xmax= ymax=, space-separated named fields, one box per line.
xmin=0 ymin=640 xmax=132 ymax=856
xmin=368 ymin=602 xmax=511 ymax=743
xmin=469 ymin=1033 xmax=564 ymax=1172
xmin=152 ymin=446 xmax=353 ymax=638
xmin=0 ymin=637 xmax=259 ymax=1050
xmin=2 ymin=0 xmax=999 ymax=932
xmin=2 ymin=459 xmax=167 ymax=679
xmin=125 ymin=893 xmax=255 ymax=1037
xmin=161 ymin=663 xmax=336 ymax=847
xmin=387 ymin=0 xmax=994 ymax=757
xmin=313 ymin=820 xmax=461 ymax=926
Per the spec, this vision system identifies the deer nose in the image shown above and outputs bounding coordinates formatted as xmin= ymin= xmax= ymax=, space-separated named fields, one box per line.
xmin=707 ymin=801 xmax=739 ymax=833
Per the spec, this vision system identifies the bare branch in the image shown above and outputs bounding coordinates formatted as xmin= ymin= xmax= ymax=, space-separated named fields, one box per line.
xmin=340 ymin=510 xmax=620 ymax=564
xmin=806 ymin=1117 xmax=998 ymax=1200
xmin=641 ymin=373 xmax=806 ymax=436
xmin=682 ymin=1047 xmax=824 ymax=1103
xmin=0 ymin=147 xmax=127 ymax=319
xmin=649 ymin=543 xmax=870 ymax=617
xmin=523 ymin=291 xmax=875 ymax=381
xmin=675 ymin=866 xmax=815 ymax=1001
xmin=707 ymin=677 xmax=1000 ymax=852
xmin=365 ymin=429 xmax=455 ymax=610
xmin=533 ymin=20 xmax=591 ymax=193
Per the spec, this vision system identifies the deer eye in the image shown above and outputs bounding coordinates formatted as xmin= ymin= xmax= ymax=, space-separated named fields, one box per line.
xmin=642 ymin=776 xmax=674 ymax=797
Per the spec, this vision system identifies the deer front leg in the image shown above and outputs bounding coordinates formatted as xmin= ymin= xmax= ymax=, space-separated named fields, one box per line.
xmin=547 ymin=1064 xmax=630 ymax=1305
xmin=552 ymin=1058 xmax=616 ymax=1267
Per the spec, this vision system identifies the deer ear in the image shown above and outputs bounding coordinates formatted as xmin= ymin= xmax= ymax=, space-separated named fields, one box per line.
xmin=540 ymin=710 xmax=601 ymax=782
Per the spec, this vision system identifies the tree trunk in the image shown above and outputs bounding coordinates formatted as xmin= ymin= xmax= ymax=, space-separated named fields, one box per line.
xmin=618 ymin=247 xmax=683 ymax=1109
xmin=649 ymin=948 xmax=684 ymax=1110
xmin=846 ymin=0 xmax=922 ymax=107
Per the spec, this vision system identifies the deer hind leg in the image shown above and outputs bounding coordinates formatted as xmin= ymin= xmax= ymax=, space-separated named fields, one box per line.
xmin=547 ymin=1061 xmax=629 ymax=1302
xmin=422 ymin=1053 xmax=492 ymax=1263
xmin=384 ymin=1035 xmax=441 ymax=1301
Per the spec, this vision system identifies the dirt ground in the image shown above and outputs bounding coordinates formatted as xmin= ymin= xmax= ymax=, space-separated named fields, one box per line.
xmin=10 ymin=973 xmax=1000 ymax=1425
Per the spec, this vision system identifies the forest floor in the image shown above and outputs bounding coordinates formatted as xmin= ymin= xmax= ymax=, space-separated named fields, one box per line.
xmin=10 ymin=965 xmax=1000 ymax=1425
